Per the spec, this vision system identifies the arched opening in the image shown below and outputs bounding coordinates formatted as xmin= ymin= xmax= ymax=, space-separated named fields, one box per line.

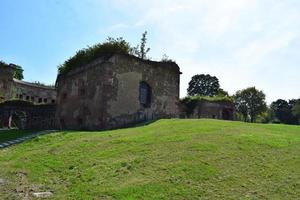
xmin=222 ymin=109 xmax=232 ymax=120
xmin=139 ymin=81 xmax=152 ymax=108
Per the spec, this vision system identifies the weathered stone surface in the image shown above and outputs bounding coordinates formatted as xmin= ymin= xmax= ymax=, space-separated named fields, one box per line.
xmin=56 ymin=54 xmax=181 ymax=130
xmin=32 ymin=192 xmax=53 ymax=198
xmin=0 ymin=101 xmax=57 ymax=130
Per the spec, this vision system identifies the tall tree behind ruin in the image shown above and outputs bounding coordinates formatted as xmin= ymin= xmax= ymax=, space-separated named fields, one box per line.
xmin=234 ymin=87 xmax=267 ymax=123
xmin=187 ymin=74 xmax=220 ymax=96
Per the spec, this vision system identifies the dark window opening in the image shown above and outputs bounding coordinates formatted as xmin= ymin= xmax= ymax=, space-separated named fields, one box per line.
xmin=44 ymin=98 xmax=48 ymax=103
xmin=31 ymin=96 xmax=35 ymax=102
xmin=51 ymin=99 xmax=55 ymax=104
xmin=139 ymin=81 xmax=151 ymax=108
xmin=19 ymin=95 xmax=23 ymax=99
xmin=38 ymin=98 xmax=42 ymax=103
xmin=26 ymin=96 xmax=29 ymax=101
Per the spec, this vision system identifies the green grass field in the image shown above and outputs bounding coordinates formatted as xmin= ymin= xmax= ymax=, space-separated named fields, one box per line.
xmin=0 ymin=119 xmax=299 ymax=199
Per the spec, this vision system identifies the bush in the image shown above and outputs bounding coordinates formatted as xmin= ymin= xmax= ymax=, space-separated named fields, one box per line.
xmin=58 ymin=37 xmax=132 ymax=75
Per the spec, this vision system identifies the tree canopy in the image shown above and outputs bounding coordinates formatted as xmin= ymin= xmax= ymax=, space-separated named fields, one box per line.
xmin=187 ymin=74 xmax=220 ymax=96
xmin=234 ymin=87 xmax=267 ymax=123
xmin=270 ymin=99 xmax=295 ymax=124
xmin=292 ymin=101 xmax=300 ymax=123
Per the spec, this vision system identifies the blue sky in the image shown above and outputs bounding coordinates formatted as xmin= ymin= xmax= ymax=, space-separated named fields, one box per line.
xmin=1 ymin=0 xmax=300 ymax=103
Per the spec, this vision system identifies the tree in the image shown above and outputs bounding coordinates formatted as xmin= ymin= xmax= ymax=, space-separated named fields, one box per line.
xmin=270 ymin=99 xmax=294 ymax=124
xmin=217 ymin=88 xmax=229 ymax=97
xmin=187 ymin=74 xmax=220 ymax=96
xmin=234 ymin=87 xmax=267 ymax=123
xmin=292 ymin=100 xmax=300 ymax=124
xmin=132 ymin=31 xmax=150 ymax=59
xmin=11 ymin=64 xmax=24 ymax=80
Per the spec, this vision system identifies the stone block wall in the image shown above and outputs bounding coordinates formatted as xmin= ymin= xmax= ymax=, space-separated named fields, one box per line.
xmin=180 ymin=100 xmax=235 ymax=120
xmin=56 ymin=54 xmax=181 ymax=130
xmin=0 ymin=100 xmax=57 ymax=130
xmin=0 ymin=66 xmax=15 ymax=102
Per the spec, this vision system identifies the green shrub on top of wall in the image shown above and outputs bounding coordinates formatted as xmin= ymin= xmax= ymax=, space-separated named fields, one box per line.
xmin=58 ymin=38 xmax=132 ymax=75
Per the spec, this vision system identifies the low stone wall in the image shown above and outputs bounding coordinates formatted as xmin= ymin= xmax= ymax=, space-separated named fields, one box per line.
xmin=0 ymin=100 xmax=57 ymax=130
xmin=180 ymin=99 xmax=235 ymax=120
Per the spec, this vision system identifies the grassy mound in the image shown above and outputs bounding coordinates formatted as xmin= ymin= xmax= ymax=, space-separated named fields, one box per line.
xmin=0 ymin=119 xmax=299 ymax=199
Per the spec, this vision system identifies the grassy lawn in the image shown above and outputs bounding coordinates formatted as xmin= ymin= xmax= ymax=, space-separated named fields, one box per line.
xmin=0 ymin=129 xmax=33 ymax=144
xmin=0 ymin=119 xmax=299 ymax=199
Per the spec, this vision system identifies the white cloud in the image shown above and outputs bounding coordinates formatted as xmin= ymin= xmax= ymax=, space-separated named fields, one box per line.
xmin=108 ymin=0 xmax=300 ymax=102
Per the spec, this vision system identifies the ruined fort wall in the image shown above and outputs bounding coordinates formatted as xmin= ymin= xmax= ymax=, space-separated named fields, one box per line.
xmin=13 ymin=79 xmax=57 ymax=104
xmin=0 ymin=65 xmax=57 ymax=104
xmin=55 ymin=57 xmax=111 ymax=130
xmin=105 ymin=54 xmax=180 ymax=129
xmin=189 ymin=101 xmax=235 ymax=120
xmin=56 ymin=54 xmax=180 ymax=130
xmin=0 ymin=66 xmax=15 ymax=102
xmin=0 ymin=101 xmax=57 ymax=130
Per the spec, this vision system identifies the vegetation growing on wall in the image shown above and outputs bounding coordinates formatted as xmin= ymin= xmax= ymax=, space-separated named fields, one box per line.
xmin=0 ymin=60 xmax=24 ymax=80
xmin=132 ymin=31 xmax=151 ymax=60
xmin=58 ymin=32 xmax=176 ymax=75
xmin=58 ymin=37 xmax=132 ymax=75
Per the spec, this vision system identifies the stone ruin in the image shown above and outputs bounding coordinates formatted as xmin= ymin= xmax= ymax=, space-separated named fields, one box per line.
xmin=180 ymin=99 xmax=235 ymax=120
xmin=55 ymin=53 xmax=181 ymax=130
xmin=0 ymin=53 xmax=235 ymax=130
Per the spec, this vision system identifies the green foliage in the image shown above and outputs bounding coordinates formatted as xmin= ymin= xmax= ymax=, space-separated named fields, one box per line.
xmin=270 ymin=99 xmax=295 ymax=124
xmin=11 ymin=64 xmax=24 ymax=80
xmin=234 ymin=87 xmax=267 ymax=123
xmin=58 ymin=37 xmax=132 ymax=75
xmin=1 ymin=120 xmax=300 ymax=199
xmin=132 ymin=31 xmax=151 ymax=59
xmin=217 ymin=88 xmax=229 ymax=97
xmin=187 ymin=74 xmax=220 ymax=96
xmin=292 ymin=100 xmax=300 ymax=123
xmin=183 ymin=95 xmax=233 ymax=103
xmin=58 ymin=32 xmax=154 ymax=75
xmin=0 ymin=61 xmax=24 ymax=80
xmin=256 ymin=108 xmax=274 ymax=124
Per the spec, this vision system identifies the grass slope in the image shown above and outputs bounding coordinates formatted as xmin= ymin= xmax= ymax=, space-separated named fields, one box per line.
xmin=0 ymin=119 xmax=299 ymax=199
